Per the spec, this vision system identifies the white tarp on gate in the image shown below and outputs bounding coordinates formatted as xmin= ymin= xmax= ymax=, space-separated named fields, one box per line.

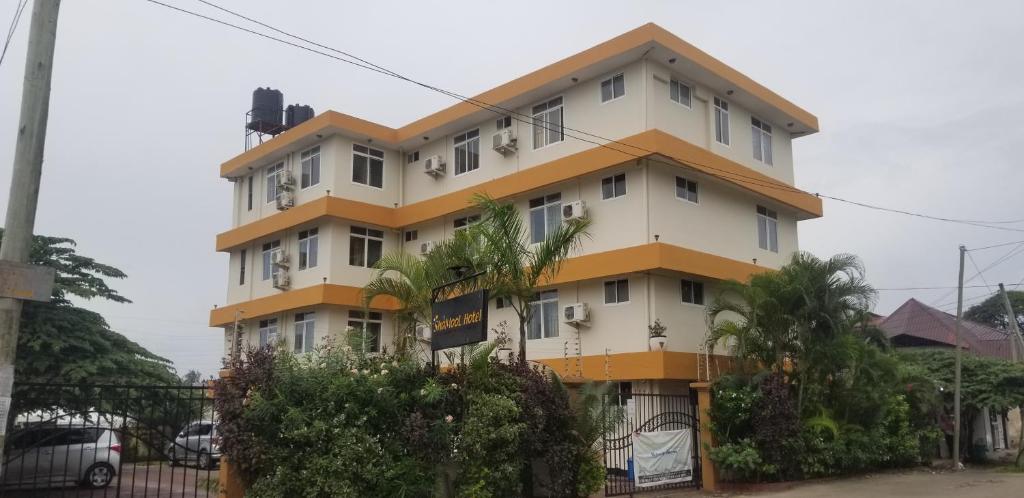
xmin=633 ymin=429 xmax=693 ymax=487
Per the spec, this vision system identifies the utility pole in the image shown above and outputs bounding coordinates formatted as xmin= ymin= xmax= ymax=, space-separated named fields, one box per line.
xmin=0 ymin=0 xmax=61 ymax=470
xmin=998 ymin=283 xmax=1024 ymax=363
xmin=952 ymin=245 xmax=965 ymax=469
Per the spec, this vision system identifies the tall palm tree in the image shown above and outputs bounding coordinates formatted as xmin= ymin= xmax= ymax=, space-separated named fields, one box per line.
xmin=470 ymin=194 xmax=590 ymax=361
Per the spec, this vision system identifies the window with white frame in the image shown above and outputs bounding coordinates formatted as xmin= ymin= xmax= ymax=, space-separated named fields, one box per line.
xmin=612 ymin=381 xmax=633 ymax=407
xmin=495 ymin=296 xmax=512 ymax=309
xmin=261 ymin=240 xmax=281 ymax=280
xmin=300 ymin=146 xmax=320 ymax=188
xmin=258 ymin=318 xmax=279 ymax=348
xmin=714 ymin=97 xmax=730 ymax=145
xmin=527 ymin=290 xmax=559 ymax=339
xmin=349 ymin=226 xmax=383 ymax=267
xmin=532 ymin=97 xmax=564 ymax=149
xmin=751 ymin=117 xmax=773 ymax=165
xmin=604 ymin=279 xmax=629 ymax=304
xmin=265 ymin=162 xmax=284 ymax=203
xmin=406 ymin=151 xmax=419 ymax=164
xmin=453 ymin=214 xmax=480 ymax=231
xmin=454 ymin=129 xmax=480 ymax=175
xmin=681 ymin=279 xmax=705 ymax=305
xmin=675 ymin=176 xmax=698 ymax=203
xmin=529 ymin=193 xmax=562 ymax=243
xmin=600 ymin=73 xmax=625 ymax=103
xmin=669 ymin=78 xmax=691 ymax=107
xmin=496 ymin=116 xmax=512 ymax=130
xmin=352 ymin=144 xmax=384 ymax=188
xmin=404 ymin=230 xmax=418 ymax=242
xmin=756 ymin=205 xmax=779 ymax=252
xmin=293 ymin=312 xmax=315 ymax=353
xmin=602 ymin=173 xmax=626 ymax=200
xmin=239 ymin=249 xmax=246 ymax=286
xmin=298 ymin=228 xmax=318 ymax=270
xmin=348 ymin=310 xmax=382 ymax=353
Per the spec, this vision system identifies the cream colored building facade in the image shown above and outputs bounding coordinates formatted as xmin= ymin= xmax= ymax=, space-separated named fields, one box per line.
xmin=211 ymin=24 xmax=822 ymax=392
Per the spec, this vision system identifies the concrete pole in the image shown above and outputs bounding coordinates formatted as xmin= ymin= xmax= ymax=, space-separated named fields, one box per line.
xmin=953 ymin=245 xmax=965 ymax=469
xmin=997 ymin=283 xmax=1023 ymax=363
xmin=0 ymin=0 xmax=61 ymax=469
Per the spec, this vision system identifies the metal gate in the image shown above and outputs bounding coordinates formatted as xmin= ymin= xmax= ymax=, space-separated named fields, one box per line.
xmin=603 ymin=392 xmax=700 ymax=496
xmin=1 ymin=383 xmax=218 ymax=497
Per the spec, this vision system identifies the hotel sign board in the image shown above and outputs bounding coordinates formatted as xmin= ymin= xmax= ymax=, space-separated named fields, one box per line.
xmin=431 ymin=289 xmax=488 ymax=351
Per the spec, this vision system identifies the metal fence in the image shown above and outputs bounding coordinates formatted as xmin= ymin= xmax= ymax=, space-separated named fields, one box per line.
xmin=603 ymin=392 xmax=700 ymax=496
xmin=1 ymin=383 xmax=218 ymax=497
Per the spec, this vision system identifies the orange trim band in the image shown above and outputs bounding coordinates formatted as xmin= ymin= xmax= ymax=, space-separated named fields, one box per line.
xmin=210 ymin=242 xmax=767 ymax=327
xmin=209 ymin=284 xmax=400 ymax=327
xmin=216 ymin=130 xmax=822 ymax=252
xmin=220 ymin=23 xmax=817 ymax=178
xmin=536 ymin=351 xmax=737 ymax=381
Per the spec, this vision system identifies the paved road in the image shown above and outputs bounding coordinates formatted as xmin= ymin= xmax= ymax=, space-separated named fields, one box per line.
xmin=1 ymin=463 xmax=217 ymax=498
xmin=748 ymin=467 xmax=1024 ymax=498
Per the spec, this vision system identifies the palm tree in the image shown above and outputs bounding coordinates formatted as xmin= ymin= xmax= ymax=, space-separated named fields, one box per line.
xmin=470 ymin=194 xmax=590 ymax=361
xmin=362 ymin=230 xmax=486 ymax=357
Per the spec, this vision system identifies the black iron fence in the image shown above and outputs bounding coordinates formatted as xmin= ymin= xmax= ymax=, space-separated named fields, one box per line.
xmin=1 ymin=383 xmax=218 ymax=497
xmin=603 ymin=392 xmax=700 ymax=496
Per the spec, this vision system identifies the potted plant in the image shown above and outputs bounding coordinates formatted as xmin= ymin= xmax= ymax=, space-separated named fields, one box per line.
xmin=493 ymin=320 xmax=514 ymax=362
xmin=648 ymin=319 xmax=667 ymax=351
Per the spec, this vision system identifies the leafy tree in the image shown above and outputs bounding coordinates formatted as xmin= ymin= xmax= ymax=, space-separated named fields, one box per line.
xmin=0 ymin=229 xmax=178 ymax=386
xmin=965 ymin=290 xmax=1024 ymax=332
xmin=470 ymin=194 xmax=590 ymax=360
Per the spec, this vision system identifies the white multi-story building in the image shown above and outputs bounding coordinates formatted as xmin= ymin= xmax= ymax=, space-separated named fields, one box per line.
xmin=210 ymin=23 xmax=822 ymax=395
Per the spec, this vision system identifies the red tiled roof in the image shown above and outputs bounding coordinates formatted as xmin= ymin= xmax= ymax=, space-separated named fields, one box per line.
xmin=876 ymin=298 xmax=1014 ymax=360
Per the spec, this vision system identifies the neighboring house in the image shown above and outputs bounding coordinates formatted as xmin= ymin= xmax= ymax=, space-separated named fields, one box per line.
xmin=875 ymin=298 xmax=1017 ymax=453
xmin=209 ymin=24 xmax=822 ymax=400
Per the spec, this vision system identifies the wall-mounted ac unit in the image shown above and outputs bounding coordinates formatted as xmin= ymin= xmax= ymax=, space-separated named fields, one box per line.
xmin=562 ymin=201 xmax=586 ymax=221
xmin=492 ymin=129 xmax=517 ymax=155
xmin=419 ymin=240 xmax=437 ymax=255
xmin=271 ymin=251 xmax=289 ymax=267
xmin=415 ymin=325 xmax=432 ymax=342
xmin=275 ymin=190 xmax=294 ymax=210
xmin=276 ymin=171 xmax=295 ymax=188
xmin=272 ymin=271 xmax=290 ymax=290
xmin=424 ymin=155 xmax=445 ymax=176
xmin=563 ymin=303 xmax=590 ymax=324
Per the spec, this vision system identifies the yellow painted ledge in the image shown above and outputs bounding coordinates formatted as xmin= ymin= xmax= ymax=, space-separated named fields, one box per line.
xmin=536 ymin=351 xmax=737 ymax=381
xmin=215 ymin=129 xmax=822 ymax=252
xmin=209 ymin=284 xmax=400 ymax=327
xmin=210 ymin=242 xmax=768 ymax=327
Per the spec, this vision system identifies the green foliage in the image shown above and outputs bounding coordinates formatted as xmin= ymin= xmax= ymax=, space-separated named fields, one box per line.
xmin=964 ymin=290 xmax=1024 ymax=331
xmin=899 ymin=349 xmax=1024 ymax=414
xmin=708 ymin=440 xmax=775 ymax=482
xmin=216 ymin=344 xmax=605 ymax=497
xmin=0 ymin=230 xmax=177 ymax=389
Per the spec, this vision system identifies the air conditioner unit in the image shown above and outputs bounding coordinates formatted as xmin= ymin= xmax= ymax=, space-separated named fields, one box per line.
xmin=275 ymin=190 xmax=294 ymax=210
xmin=492 ymin=129 xmax=517 ymax=155
xmin=276 ymin=171 xmax=295 ymax=188
xmin=562 ymin=201 xmax=586 ymax=221
xmin=415 ymin=325 xmax=432 ymax=342
xmin=419 ymin=240 xmax=437 ymax=255
xmin=563 ymin=303 xmax=590 ymax=324
xmin=424 ymin=155 xmax=445 ymax=176
xmin=271 ymin=251 xmax=289 ymax=266
xmin=272 ymin=271 xmax=290 ymax=290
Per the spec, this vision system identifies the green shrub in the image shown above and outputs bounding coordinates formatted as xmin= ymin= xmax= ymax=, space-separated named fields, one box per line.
xmin=708 ymin=439 xmax=776 ymax=482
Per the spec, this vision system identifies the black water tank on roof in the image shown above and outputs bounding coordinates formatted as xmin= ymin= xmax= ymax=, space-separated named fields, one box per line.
xmin=248 ymin=87 xmax=284 ymax=133
xmin=286 ymin=104 xmax=315 ymax=128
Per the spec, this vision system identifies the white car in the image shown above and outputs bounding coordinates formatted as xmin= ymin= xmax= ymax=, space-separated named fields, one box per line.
xmin=167 ymin=420 xmax=220 ymax=469
xmin=2 ymin=425 xmax=121 ymax=489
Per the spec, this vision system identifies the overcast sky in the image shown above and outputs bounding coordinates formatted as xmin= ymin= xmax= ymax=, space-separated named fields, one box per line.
xmin=2 ymin=0 xmax=1023 ymax=377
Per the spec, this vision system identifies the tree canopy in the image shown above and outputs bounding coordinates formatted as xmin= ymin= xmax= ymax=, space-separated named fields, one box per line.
xmin=0 ymin=229 xmax=178 ymax=386
xmin=965 ymin=290 xmax=1024 ymax=332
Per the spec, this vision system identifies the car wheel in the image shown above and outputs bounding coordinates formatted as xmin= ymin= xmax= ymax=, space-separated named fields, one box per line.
xmin=83 ymin=463 xmax=115 ymax=489
xmin=198 ymin=450 xmax=212 ymax=470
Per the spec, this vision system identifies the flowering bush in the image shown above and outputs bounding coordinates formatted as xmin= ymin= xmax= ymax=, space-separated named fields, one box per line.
xmin=215 ymin=343 xmax=607 ymax=497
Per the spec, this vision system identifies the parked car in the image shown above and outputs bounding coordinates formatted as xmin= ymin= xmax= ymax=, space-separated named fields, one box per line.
xmin=1 ymin=425 xmax=121 ymax=489
xmin=166 ymin=420 xmax=220 ymax=469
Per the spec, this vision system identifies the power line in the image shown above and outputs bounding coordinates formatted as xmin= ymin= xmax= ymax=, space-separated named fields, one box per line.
xmin=967 ymin=252 xmax=994 ymax=293
xmin=967 ymin=239 xmax=1024 ymax=251
xmin=875 ymin=283 xmax=1022 ymax=291
xmin=0 ymin=0 xmax=29 ymax=67
xmin=930 ymin=242 xmax=1024 ymax=307
xmin=144 ymin=0 xmax=1024 ymax=236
